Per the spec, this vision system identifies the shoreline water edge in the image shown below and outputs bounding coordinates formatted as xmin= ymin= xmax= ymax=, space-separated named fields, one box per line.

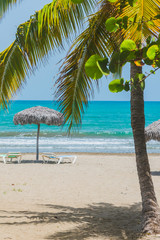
xmin=0 ymin=100 xmax=160 ymax=153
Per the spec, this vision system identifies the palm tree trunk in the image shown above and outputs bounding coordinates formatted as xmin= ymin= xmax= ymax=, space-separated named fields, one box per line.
xmin=130 ymin=63 xmax=160 ymax=233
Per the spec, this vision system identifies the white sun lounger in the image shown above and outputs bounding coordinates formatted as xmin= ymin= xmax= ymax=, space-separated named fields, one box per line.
xmin=0 ymin=152 xmax=22 ymax=164
xmin=42 ymin=153 xmax=77 ymax=164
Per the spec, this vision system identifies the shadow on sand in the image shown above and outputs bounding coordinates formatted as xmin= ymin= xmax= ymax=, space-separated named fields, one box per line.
xmin=0 ymin=203 xmax=142 ymax=240
xmin=151 ymin=171 xmax=160 ymax=176
xmin=0 ymin=160 xmax=70 ymax=164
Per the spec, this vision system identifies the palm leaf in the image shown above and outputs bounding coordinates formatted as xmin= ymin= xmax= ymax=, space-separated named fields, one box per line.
xmin=55 ymin=1 xmax=119 ymax=131
xmin=56 ymin=0 xmax=160 ymax=131
xmin=118 ymin=0 xmax=160 ymax=43
xmin=37 ymin=0 xmax=96 ymax=37
xmin=0 ymin=41 xmax=30 ymax=108
xmin=0 ymin=0 xmax=95 ymax=107
xmin=0 ymin=0 xmax=22 ymax=20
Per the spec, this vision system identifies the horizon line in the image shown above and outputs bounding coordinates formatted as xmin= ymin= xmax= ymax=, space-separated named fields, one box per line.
xmin=11 ymin=100 xmax=160 ymax=102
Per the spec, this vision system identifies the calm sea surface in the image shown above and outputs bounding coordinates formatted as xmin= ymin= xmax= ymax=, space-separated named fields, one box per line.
xmin=0 ymin=101 xmax=160 ymax=153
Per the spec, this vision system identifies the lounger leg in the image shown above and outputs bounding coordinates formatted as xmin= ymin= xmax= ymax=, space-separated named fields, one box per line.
xmin=42 ymin=156 xmax=48 ymax=164
xmin=72 ymin=156 xmax=77 ymax=164
xmin=3 ymin=156 xmax=6 ymax=164
xmin=57 ymin=157 xmax=63 ymax=164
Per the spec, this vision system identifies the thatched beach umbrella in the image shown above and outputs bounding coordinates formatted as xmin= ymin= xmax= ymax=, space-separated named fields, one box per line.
xmin=145 ymin=120 xmax=160 ymax=142
xmin=13 ymin=106 xmax=64 ymax=161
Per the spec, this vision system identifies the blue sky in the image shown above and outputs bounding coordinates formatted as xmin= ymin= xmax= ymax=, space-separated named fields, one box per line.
xmin=0 ymin=0 xmax=160 ymax=101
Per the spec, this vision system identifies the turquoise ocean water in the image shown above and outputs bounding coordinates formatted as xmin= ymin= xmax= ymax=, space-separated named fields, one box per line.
xmin=0 ymin=100 xmax=160 ymax=153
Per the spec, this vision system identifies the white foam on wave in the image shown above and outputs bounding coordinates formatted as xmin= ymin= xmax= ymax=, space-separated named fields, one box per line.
xmin=0 ymin=136 xmax=159 ymax=153
xmin=0 ymin=136 xmax=134 ymax=153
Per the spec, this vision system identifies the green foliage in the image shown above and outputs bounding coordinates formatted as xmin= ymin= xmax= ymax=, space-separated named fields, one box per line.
xmin=143 ymin=47 xmax=153 ymax=65
xmin=1 ymin=0 xmax=159 ymax=132
xmin=108 ymin=0 xmax=138 ymax=8
xmin=108 ymin=78 xmax=124 ymax=93
xmin=85 ymin=55 xmax=103 ymax=79
xmin=105 ymin=16 xmax=131 ymax=32
xmin=108 ymin=79 xmax=130 ymax=93
xmin=109 ymin=52 xmax=121 ymax=73
xmin=84 ymin=34 xmax=160 ymax=95
xmin=123 ymin=16 xmax=128 ymax=29
xmin=156 ymin=60 xmax=160 ymax=68
xmin=128 ymin=0 xmax=138 ymax=7
xmin=124 ymin=81 xmax=130 ymax=91
xmin=144 ymin=58 xmax=153 ymax=65
xmin=120 ymin=39 xmax=137 ymax=52
xmin=140 ymin=81 xmax=145 ymax=90
xmin=97 ymin=58 xmax=110 ymax=75
xmin=0 ymin=42 xmax=30 ymax=108
xmin=134 ymin=72 xmax=145 ymax=81
xmin=0 ymin=0 xmax=96 ymax=108
xmin=56 ymin=0 xmax=160 ymax=132
xmin=85 ymin=55 xmax=110 ymax=79
xmin=138 ymin=73 xmax=145 ymax=81
xmin=133 ymin=14 xmax=137 ymax=24
xmin=105 ymin=17 xmax=119 ymax=32
xmin=104 ymin=9 xmax=160 ymax=35
xmin=146 ymin=36 xmax=152 ymax=45
xmin=55 ymin=1 xmax=119 ymax=131
xmin=116 ymin=17 xmax=123 ymax=24
xmin=154 ymin=14 xmax=160 ymax=20
xmin=84 ymin=37 xmax=160 ymax=94
xmin=108 ymin=0 xmax=117 ymax=2
xmin=71 ymin=0 xmax=84 ymax=3
xmin=147 ymin=45 xmax=159 ymax=60
xmin=148 ymin=20 xmax=154 ymax=26
xmin=0 ymin=0 xmax=21 ymax=20
xmin=120 ymin=50 xmax=135 ymax=62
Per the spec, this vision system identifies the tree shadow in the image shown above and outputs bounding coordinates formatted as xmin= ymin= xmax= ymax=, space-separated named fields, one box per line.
xmin=0 ymin=202 xmax=142 ymax=240
xmin=151 ymin=171 xmax=160 ymax=176
xmin=0 ymin=160 xmax=71 ymax=164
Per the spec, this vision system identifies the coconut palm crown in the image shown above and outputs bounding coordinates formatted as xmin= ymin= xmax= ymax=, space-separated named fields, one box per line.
xmin=55 ymin=0 xmax=160 ymax=130
xmin=0 ymin=0 xmax=96 ymax=108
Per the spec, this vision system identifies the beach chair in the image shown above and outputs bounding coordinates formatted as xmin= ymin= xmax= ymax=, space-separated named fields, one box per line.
xmin=42 ymin=153 xmax=77 ymax=164
xmin=0 ymin=152 xmax=22 ymax=164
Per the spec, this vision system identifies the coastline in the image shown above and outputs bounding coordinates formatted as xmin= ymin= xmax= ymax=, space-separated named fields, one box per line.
xmin=1 ymin=100 xmax=160 ymax=154
xmin=1 ymin=152 xmax=160 ymax=156
xmin=1 ymin=153 xmax=160 ymax=239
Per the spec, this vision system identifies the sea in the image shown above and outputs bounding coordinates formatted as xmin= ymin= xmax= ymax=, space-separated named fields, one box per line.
xmin=0 ymin=100 xmax=160 ymax=153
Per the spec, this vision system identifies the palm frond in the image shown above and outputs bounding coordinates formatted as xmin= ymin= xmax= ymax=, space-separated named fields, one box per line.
xmin=119 ymin=0 xmax=160 ymax=43
xmin=56 ymin=0 xmax=160 ymax=131
xmin=0 ymin=41 xmax=30 ymax=108
xmin=55 ymin=1 xmax=119 ymax=131
xmin=37 ymin=0 xmax=96 ymax=37
xmin=0 ymin=0 xmax=22 ymax=20
xmin=0 ymin=0 xmax=96 ymax=108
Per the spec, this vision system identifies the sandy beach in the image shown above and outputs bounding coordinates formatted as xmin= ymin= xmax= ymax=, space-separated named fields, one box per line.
xmin=1 ymin=153 xmax=160 ymax=240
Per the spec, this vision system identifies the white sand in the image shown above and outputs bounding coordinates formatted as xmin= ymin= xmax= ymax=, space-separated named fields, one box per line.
xmin=0 ymin=153 xmax=160 ymax=240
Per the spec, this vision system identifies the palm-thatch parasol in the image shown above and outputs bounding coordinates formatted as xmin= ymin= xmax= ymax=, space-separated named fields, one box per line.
xmin=145 ymin=120 xmax=160 ymax=142
xmin=13 ymin=106 xmax=64 ymax=161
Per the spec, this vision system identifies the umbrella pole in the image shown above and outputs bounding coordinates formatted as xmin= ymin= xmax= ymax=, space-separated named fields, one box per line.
xmin=36 ymin=124 xmax=40 ymax=161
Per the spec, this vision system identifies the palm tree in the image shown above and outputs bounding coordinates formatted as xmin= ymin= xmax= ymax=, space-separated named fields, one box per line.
xmin=0 ymin=0 xmax=95 ymax=107
xmin=55 ymin=0 xmax=160 ymax=234
xmin=0 ymin=0 xmax=160 ymax=235
xmin=120 ymin=2 xmax=160 ymax=233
